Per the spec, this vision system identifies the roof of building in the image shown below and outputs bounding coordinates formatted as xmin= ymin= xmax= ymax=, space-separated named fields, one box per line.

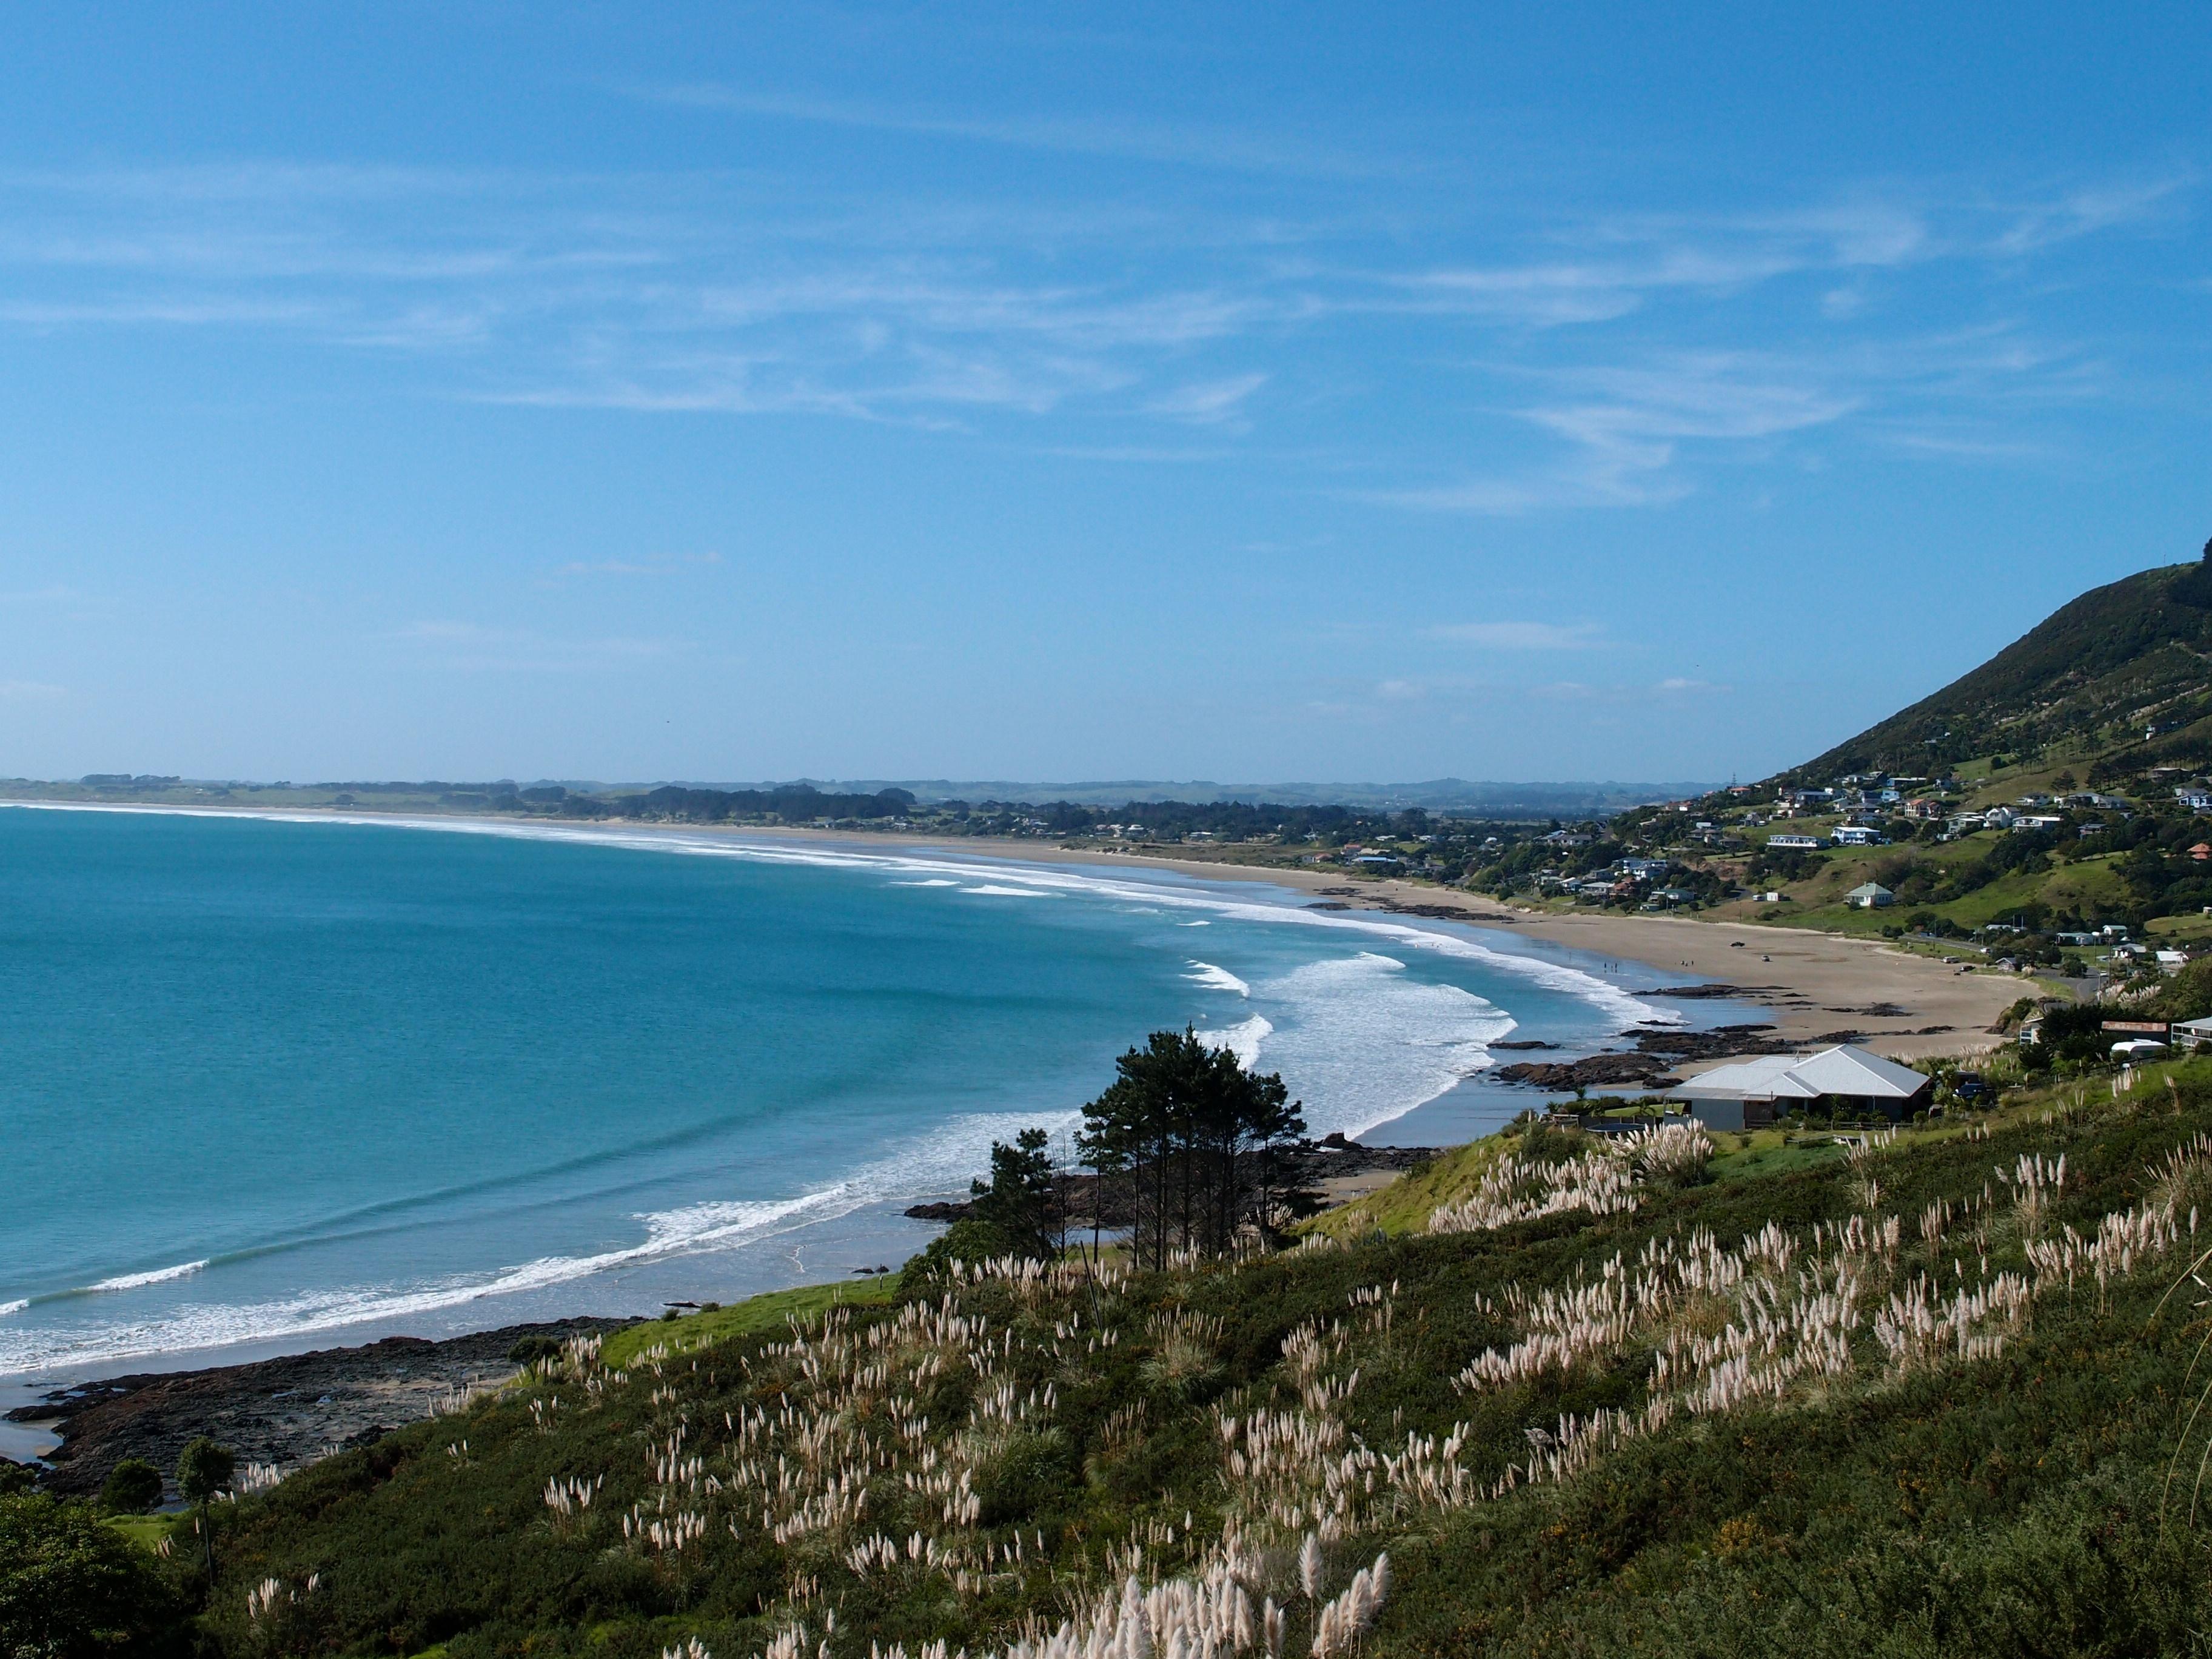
xmin=1669 ymin=1044 xmax=1930 ymax=1104
xmin=1847 ymin=881 xmax=1894 ymax=897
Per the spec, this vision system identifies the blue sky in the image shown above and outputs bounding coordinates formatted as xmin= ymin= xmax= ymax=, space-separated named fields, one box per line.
xmin=2 ymin=3 xmax=2207 ymax=785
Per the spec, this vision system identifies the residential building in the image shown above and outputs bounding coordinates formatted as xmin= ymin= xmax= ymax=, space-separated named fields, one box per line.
xmin=1669 ymin=1045 xmax=1931 ymax=1130
xmin=1846 ymin=882 xmax=1894 ymax=908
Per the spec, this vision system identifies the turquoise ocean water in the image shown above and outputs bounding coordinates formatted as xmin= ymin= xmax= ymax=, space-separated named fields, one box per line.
xmin=0 ymin=805 xmax=1694 ymax=1381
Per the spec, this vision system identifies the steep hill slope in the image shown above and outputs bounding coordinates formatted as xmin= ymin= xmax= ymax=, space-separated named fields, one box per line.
xmin=1797 ymin=543 xmax=2212 ymax=780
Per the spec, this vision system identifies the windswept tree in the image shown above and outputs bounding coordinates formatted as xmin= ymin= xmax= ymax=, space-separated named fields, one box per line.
xmin=969 ymin=1127 xmax=1061 ymax=1261
xmin=176 ymin=1436 xmax=235 ymax=1580
xmin=1078 ymin=1028 xmax=1307 ymax=1269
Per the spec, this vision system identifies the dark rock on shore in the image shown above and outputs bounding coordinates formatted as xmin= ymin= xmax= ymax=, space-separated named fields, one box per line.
xmin=1491 ymin=1039 xmax=1560 ymax=1051
xmin=1632 ymin=1024 xmax=1793 ymax=1061
xmin=11 ymin=1318 xmax=631 ymax=1498
xmin=903 ymin=1200 xmax=970 ymax=1222
xmin=1494 ymin=1053 xmax=1681 ymax=1090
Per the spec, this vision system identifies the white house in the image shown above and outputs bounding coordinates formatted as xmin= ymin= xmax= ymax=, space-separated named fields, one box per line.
xmin=1846 ymin=882 xmax=1894 ymax=908
xmin=1669 ymin=1045 xmax=1931 ymax=1130
xmin=1832 ymin=825 xmax=1886 ymax=846
xmin=1768 ymin=833 xmax=1823 ymax=850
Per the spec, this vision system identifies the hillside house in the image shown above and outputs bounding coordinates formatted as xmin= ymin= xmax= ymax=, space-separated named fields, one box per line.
xmin=1670 ymin=1044 xmax=1931 ymax=1130
xmin=1832 ymin=825 xmax=1886 ymax=846
xmin=1769 ymin=833 xmax=1823 ymax=850
xmin=1846 ymin=882 xmax=1895 ymax=908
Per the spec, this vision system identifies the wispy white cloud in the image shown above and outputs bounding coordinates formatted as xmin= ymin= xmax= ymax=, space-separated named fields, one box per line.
xmin=1145 ymin=372 xmax=1267 ymax=426
xmin=0 ymin=157 xmax=2177 ymax=506
xmin=0 ymin=679 xmax=64 ymax=702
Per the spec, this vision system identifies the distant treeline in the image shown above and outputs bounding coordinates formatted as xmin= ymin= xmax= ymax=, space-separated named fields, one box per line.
xmin=576 ymin=784 xmax=919 ymax=822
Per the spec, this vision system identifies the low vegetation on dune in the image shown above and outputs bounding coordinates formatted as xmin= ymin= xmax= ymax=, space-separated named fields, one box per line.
xmin=21 ymin=1061 xmax=2212 ymax=1658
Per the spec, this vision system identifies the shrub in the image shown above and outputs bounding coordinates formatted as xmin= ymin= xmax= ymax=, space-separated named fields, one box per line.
xmin=100 ymin=1459 xmax=164 ymax=1515
xmin=0 ymin=1490 xmax=187 ymax=1657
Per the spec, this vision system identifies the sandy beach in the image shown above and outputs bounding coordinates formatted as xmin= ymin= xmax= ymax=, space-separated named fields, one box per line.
xmin=726 ymin=828 xmax=2026 ymax=1066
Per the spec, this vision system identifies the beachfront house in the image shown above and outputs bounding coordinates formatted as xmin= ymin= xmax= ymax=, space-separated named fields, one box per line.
xmin=1668 ymin=1044 xmax=1932 ymax=1131
xmin=1846 ymin=882 xmax=1894 ymax=908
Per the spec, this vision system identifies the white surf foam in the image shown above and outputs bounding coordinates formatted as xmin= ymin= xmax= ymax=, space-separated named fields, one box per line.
xmin=961 ymin=884 xmax=1051 ymax=897
xmin=891 ymin=879 xmax=960 ymax=887
xmin=1183 ymin=962 xmax=1250 ymax=996
xmin=1240 ymin=953 xmax=1513 ymax=1139
xmin=1178 ymin=920 xmax=1210 ymax=927
xmin=1196 ymin=1014 xmax=1273 ymax=1071
xmin=0 ymin=1301 xmax=25 ymax=1319
xmin=0 ymin=1190 xmax=856 ymax=1376
xmin=87 ymin=1260 xmax=208 ymax=1293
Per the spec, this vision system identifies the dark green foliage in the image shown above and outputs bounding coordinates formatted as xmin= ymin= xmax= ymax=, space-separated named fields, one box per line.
xmin=968 ymin=1128 xmax=1060 ymax=1261
xmin=896 ymin=1216 xmax=1014 ymax=1292
xmin=0 ymin=1490 xmax=188 ymax=1658
xmin=172 ymin=1441 xmax=232 ymax=1508
xmin=174 ymin=1438 xmax=233 ymax=1581
xmin=1801 ymin=554 xmax=2212 ymax=777
xmin=1078 ymin=1028 xmax=1307 ymax=1267
xmin=99 ymin=1461 xmax=163 ymax=1517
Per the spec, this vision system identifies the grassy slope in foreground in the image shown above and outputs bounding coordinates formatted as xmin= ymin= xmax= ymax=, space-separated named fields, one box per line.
xmin=176 ymin=1076 xmax=2212 ymax=1659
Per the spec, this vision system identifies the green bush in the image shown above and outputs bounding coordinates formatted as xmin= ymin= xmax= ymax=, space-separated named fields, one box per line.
xmin=0 ymin=1490 xmax=187 ymax=1658
xmin=99 ymin=1460 xmax=164 ymax=1516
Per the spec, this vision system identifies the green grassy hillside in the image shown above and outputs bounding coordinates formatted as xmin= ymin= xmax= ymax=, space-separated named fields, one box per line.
xmin=33 ymin=1069 xmax=2212 ymax=1659
xmin=1800 ymin=547 xmax=2212 ymax=780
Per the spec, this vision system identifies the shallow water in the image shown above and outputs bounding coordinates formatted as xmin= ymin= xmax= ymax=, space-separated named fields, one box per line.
xmin=0 ymin=805 xmax=1688 ymax=1378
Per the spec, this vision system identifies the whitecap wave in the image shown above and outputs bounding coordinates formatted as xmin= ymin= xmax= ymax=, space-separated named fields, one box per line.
xmin=891 ymin=879 xmax=960 ymax=887
xmin=1239 ymin=953 xmax=1513 ymax=1138
xmin=1196 ymin=1014 xmax=1273 ymax=1070
xmin=0 ymin=1190 xmax=854 ymax=1376
xmin=87 ymin=1260 xmax=208 ymax=1293
xmin=960 ymin=884 xmax=1051 ymax=898
xmin=0 ymin=1301 xmax=25 ymax=1319
xmin=1183 ymin=962 xmax=1250 ymax=996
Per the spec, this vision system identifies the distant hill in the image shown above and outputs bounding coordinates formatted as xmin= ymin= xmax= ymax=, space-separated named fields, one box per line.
xmin=1796 ymin=543 xmax=2212 ymax=780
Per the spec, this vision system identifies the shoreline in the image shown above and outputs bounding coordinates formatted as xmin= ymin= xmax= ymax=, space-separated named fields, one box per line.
xmin=2 ymin=797 xmax=2025 ymax=1059
xmin=0 ymin=802 xmax=2019 ymax=1419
